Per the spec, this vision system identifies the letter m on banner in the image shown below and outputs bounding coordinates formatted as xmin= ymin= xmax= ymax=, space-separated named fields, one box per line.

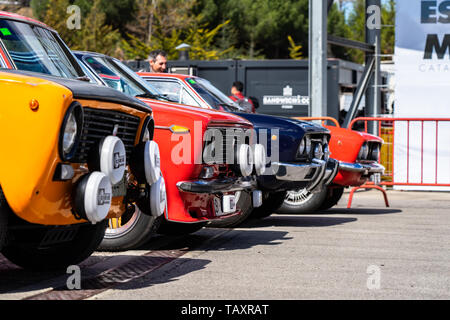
xmin=424 ymin=34 xmax=450 ymax=59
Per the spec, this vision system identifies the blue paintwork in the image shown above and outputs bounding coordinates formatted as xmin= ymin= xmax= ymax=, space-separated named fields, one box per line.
xmin=234 ymin=112 xmax=330 ymax=191
xmin=234 ymin=112 xmax=328 ymax=162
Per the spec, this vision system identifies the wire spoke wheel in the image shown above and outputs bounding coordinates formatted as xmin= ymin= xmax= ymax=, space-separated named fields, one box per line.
xmin=284 ymin=189 xmax=314 ymax=206
xmin=277 ymin=187 xmax=328 ymax=214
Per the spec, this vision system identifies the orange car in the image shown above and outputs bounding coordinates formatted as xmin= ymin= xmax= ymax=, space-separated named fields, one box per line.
xmin=0 ymin=12 xmax=162 ymax=270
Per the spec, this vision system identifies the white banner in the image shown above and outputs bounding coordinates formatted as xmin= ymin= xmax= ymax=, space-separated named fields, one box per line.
xmin=394 ymin=0 xmax=450 ymax=191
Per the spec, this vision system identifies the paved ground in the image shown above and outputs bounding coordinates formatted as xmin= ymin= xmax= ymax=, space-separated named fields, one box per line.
xmin=1 ymin=189 xmax=449 ymax=300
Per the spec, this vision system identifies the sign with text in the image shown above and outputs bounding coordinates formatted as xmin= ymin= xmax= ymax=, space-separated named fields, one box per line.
xmin=394 ymin=0 xmax=450 ymax=190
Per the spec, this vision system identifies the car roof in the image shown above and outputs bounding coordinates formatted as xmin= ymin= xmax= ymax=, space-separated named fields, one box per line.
xmin=138 ymin=72 xmax=195 ymax=81
xmin=0 ymin=11 xmax=53 ymax=31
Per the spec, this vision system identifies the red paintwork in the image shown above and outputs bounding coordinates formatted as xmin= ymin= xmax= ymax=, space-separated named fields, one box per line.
xmin=0 ymin=11 xmax=52 ymax=29
xmin=138 ymin=98 xmax=253 ymax=223
xmin=138 ymin=72 xmax=384 ymax=188
xmin=326 ymin=126 xmax=383 ymax=186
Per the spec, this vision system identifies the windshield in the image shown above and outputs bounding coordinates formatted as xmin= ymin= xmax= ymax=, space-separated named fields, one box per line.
xmin=0 ymin=19 xmax=80 ymax=78
xmin=186 ymin=77 xmax=243 ymax=112
xmin=81 ymin=55 xmax=165 ymax=99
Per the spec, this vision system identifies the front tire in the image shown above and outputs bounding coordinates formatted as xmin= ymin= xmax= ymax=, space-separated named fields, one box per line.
xmin=319 ymin=187 xmax=344 ymax=210
xmin=207 ymin=191 xmax=253 ymax=228
xmin=98 ymin=207 xmax=161 ymax=251
xmin=0 ymin=188 xmax=9 ymax=251
xmin=277 ymin=187 xmax=328 ymax=214
xmin=249 ymin=191 xmax=287 ymax=219
xmin=1 ymin=220 xmax=107 ymax=271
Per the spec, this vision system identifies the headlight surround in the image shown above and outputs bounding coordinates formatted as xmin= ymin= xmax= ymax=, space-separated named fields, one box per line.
xmin=140 ymin=116 xmax=155 ymax=143
xmin=358 ymin=143 xmax=369 ymax=160
xmin=298 ymin=138 xmax=306 ymax=155
xmin=371 ymin=143 xmax=381 ymax=161
xmin=59 ymin=102 xmax=84 ymax=161
xmin=305 ymin=137 xmax=312 ymax=155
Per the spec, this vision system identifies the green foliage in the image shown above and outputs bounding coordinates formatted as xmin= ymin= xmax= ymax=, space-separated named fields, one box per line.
xmin=287 ymin=35 xmax=303 ymax=60
xmin=29 ymin=0 xmax=395 ymax=63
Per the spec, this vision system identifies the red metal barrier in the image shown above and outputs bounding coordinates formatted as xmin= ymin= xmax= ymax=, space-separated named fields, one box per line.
xmin=294 ymin=116 xmax=450 ymax=209
xmin=350 ymin=117 xmax=450 ymax=188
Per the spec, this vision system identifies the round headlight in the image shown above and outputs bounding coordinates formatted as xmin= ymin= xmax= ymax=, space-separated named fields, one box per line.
xmin=323 ymin=144 xmax=330 ymax=160
xmin=358 ymin=143 xmax=369 ymax=160
xmin=63 ymin=112 xmax=77 ymax=153
xmin=59 ymin=102 xmax=83 ymax=161
xmin=371 ymin=144 xmax=380 ymax=161
xmin=305 ymin=137 xmax=312 ymax=155
xmin=314 ymin=144 xmax=324 ymax=160
xmin=298 ymin=138 xmax=306 ymax=155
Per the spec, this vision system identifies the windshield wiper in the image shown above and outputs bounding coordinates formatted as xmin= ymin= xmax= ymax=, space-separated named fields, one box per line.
xmin=76 ymin=76 xmax=91 ymax=82
xmin=135 ymin=93 xmax=173 ymax=102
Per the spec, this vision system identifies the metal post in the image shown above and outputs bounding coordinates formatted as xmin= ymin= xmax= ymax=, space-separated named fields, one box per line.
xmin=309 ymin=0 xmax=328 ymax=119
xmin=365 ymin=0 xmax=382 ymax=134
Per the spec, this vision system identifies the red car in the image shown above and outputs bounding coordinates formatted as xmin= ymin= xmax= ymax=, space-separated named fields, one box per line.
xmin=279 ymin=122 xmax=384 ymax=213
xmin=75 ymin=52 xmax=267 ymax=250
xmin=139 ymin=73 xmax=384 ymax=214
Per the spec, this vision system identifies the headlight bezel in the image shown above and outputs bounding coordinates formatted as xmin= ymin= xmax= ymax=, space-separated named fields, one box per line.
xmin=59 ymin=102 xmax=84 ymax=161
xmin=358 ymin=142 xmax=370 ymax=161
xmin=140 ymin=116 xmax=155 ymax=143
xmin=370 ymin=143 xmax=381 ymax=161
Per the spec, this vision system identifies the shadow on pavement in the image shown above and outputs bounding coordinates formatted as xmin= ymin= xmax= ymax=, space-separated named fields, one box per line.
xmin=238 ymin=215 xmax=358 ymax=229
xmin=323 ymin=208 xmax=402 ymax=215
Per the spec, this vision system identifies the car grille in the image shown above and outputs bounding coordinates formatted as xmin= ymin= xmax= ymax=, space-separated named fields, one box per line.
xmin=203 ymin=127 xmax=251 ymax=164
xmin=72 ymin=107 xmax=140 ymax=163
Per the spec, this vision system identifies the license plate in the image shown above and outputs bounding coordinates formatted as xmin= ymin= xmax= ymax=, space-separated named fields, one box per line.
xmin=214 ymin=195 xmax=237 ymax=216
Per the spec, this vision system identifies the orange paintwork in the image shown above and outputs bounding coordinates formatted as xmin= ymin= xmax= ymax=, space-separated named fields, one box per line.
xmin=0 ymin=71 xmax=150 ymax=225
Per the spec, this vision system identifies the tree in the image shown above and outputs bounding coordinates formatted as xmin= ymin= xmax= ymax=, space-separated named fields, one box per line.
xmin=32 ymin=0 xmax=121 ymax=57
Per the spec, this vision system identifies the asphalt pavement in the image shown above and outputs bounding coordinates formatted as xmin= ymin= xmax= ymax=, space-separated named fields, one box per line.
xmin=1 ymin=189 xmax=449 ymax=300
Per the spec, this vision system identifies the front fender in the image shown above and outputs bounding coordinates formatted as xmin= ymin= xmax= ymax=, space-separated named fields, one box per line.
xmin=0 ymin=72 xmax=72 ymax=215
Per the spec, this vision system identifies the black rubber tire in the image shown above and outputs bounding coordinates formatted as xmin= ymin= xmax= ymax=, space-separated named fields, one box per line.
xmin=207 ymin=191 xmax=253 ymax=228
xmin=319 ymin=187 xmax=345 ymax=210
xmin=1 ymin=221 xmax=108 ymax=271
xmin=249 ymin=191 xmax=287 ymax=219
xmin=0 ymin=188 xmax=9 ymax=252
xmin=276 ymin=187 xmax=329 ymax=214
xmin=156 ymin=219 xmax=207 ymax=236
xmin=98 ymin=209 xmax=162 ymax=251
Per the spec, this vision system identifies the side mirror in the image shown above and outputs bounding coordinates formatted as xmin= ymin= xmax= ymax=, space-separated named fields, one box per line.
xmin=248 ymin=96 xmax=260 ymax=110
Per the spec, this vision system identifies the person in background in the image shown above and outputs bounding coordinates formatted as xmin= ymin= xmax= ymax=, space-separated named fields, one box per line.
xmin=229 ymin=81 xmax=255 ymax=113
xmin=148 ymin=50 xmax=168 ymax=73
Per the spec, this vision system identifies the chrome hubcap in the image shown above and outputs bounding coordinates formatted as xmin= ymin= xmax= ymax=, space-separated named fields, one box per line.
xmin=284 ymin=188 xmax=313 ymax=205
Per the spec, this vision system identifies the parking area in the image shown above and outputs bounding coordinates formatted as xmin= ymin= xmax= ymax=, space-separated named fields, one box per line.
xmin=1 ymin=189 xmax=449 ymax=300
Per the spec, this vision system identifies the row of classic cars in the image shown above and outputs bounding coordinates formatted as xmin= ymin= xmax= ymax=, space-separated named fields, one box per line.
xmin=0 ymin=11 xmax=384 ymax=270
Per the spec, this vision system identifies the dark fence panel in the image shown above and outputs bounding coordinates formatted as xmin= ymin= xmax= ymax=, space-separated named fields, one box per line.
xmin=126 ymin=58 xmax=367 ymax=122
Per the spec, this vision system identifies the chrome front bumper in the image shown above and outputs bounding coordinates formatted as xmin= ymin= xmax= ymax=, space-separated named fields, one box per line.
xmin=176 ymin=176 xmax=258 ymax=194
xmin=339 ymin=162 xmax=385 ymax=175
xmin=272 ymin=158 xmax=340 ymax=193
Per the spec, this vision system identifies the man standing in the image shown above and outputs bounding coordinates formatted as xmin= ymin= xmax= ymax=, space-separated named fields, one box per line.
xmin=148 ymin=50 xmax=168 ymax=73
xmin=229 ymin=81 xmax=255 ymax=113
